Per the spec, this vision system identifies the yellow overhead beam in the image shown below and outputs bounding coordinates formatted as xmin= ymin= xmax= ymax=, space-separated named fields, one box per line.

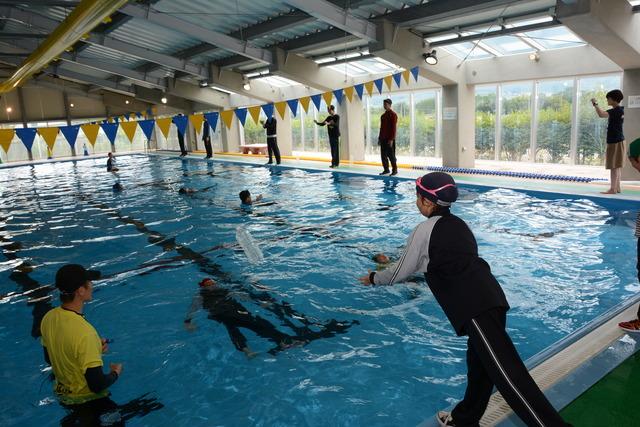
xmin=0 ymin=0 xmax=128 ymax=93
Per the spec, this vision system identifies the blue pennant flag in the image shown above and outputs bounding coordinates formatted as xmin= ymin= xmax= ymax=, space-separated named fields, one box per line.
xmin=100 ymin=123 xmax=119 ymax=144
xmin=59 ymin=125 xmax=80 ymax=149
xmin=410 ymin=66 xmax=419 ymax=82
xmin=310 ymin=94 xmax=322 ymax=111
xmin=261 ymin=103 xmax=274 ymax=118
xmin=203 ymin=112 xmax=219 ymax=132
xmin=235 ymin=108 xmax=248 ymax=126
xmin=333 ymin=89 xmax=344 ymax=104
xmin=393 ymin=73 xmax=402 ymax=88
xmin=15 ymin=128 xmax=37 ymax=152
xmin=114 ymin=117 xmax=119 ymax=124
xmin=354 ymin=83 xmax=364 ymax=100
xmin=138 ymin=120 xmax=155 ymax=141
xmin=287 ymin=99 xmax=299 ymax=117
xmin=102 ymin=119 xmax=108 ymax=124
xmin=172 ymin=115 xmax=188 ymax=136
xmin=374 ymin=78 xmax=384 ymax=94
xmin=136 ymin=112 xmax=143 ymax=119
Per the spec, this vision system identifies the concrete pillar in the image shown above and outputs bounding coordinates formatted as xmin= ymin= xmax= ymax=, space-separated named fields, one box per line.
xmin=221 ymin=120 xmax=241 ymax=152
xmin=441 ymin=82 xmax=475 ymax=168
xmin=338 ymin=97 xmax=365 ymax=162
xmin=277 ymin=112 xmax=293 ymax=156
xmin=622 ymin=68 xmax=640 ymax=181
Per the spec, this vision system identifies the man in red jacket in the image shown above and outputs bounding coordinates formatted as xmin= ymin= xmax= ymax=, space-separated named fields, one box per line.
xmin=378 ymin=98 xmax=398 ymax=176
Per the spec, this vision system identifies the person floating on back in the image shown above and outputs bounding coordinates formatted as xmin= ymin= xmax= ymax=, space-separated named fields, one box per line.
xmin=359 ymin=172 xmax=571 ymax=427
xmin=314 ymin=105 xmax=341 ymax=168
xmin=261 ymin=116 xmax=281 ymax=165
xmin=40 ymin=264 xmax=124 ymax=425
xmin=106 ymin=153 xmax=119 ymax=172
xmin=591 ymin=89 xmax=624 ymax=194
xmin=378 ymin=98 xmax=398 ymax=176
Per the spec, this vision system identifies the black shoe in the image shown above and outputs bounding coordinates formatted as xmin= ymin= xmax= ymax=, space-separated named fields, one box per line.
xmin=329 ymin=165 xmax=335 ymax=169
xmin=390 ymin=170 xmax=398 ymax=176
xmin=379 ymin=171 xmax=390 ymax=176
xmin=266 ymin=162 xmax=273 ymax=165
xmin=276 ymin=162 xmax=281 ymax=165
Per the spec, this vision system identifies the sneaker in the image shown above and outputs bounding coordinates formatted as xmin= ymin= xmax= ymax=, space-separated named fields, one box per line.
xmin=436 ymin=411 xmax=455 ymax=427
xmin=379 ymin=171 xmax=390 ymax=176
xmin=619 ymin=318 xmax=640 ymax=333
xmin=390 ymin=170 xmax=398 ymax=176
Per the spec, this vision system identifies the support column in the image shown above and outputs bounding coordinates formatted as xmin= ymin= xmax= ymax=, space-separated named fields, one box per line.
xmin=441 ymin=82 xmax=475 ymax=168
xmin=338 ymin=97 xmax=365 ymax=162
xmin=277 ymin=112 xmax=293 ymax=157
xmin=622 ymin=69 xmax=640 ymax=181
xmin=221 ymin=121 xmax=241 ymax=153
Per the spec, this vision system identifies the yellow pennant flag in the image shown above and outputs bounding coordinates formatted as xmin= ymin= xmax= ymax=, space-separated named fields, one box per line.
xmin=155 ymin=117 xmax=172 ymax=139
xmin=384 ymin=75 xmax=393 ymax=91
xmin=81 ymin=124 xmax=100 ymax=147
xmin=402 ymin=70 xmax=411 ymax=85
xmin=189 ymin=113 xmax=204 ymax=134
xmin=0 ymin=128 xmax=14 ymax=153
xmin=220 ymin=110 xmax=235 ymax=129
xmin=38 ymin=127 xmax=59 ymax=151
xmin=364 ymin=81 xmax=374 ymax=96
xmin=344 ymin=86 xmax=354 ymax=102
xmin=120 ymin=121 xmax=138 ymax=143
xmin=129 ymin=113 xmax=137 ymax=120
xmin=322 ymin=91 xmax=333 ymax=106
xmin=248 ymin=106 xmax=262 ymax=124
xmin=274 ymin=101 xmax=287 ymax=119
xmin=299 ymin=96 xmax=311 ymax=113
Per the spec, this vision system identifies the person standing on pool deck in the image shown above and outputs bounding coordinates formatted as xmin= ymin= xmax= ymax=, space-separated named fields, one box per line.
xmin=261 ymin=115 xmax=281 ymax=165
xmin=314 ymin=105 xmax=340 ymax=168
xmin=591 ymin=90 xmax=624 ymax=194
xmin=378 ymin=98 xmax=398 ymax=176
xmin=40 ymin=264 xmax=124 ymax=426
xmin=176 ymin=113 xmax=188 ymax=157
xmin=202 ymin=118 xmax=212 ymax=159
xmin=359 ymin=172 xmax=571 ymax=427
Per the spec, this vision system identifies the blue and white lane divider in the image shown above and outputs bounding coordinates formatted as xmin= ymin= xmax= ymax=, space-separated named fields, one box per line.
xmin=412 ymin=165 xmax=606 ymax=183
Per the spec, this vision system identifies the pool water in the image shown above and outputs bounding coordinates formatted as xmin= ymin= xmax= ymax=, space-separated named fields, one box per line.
xmin=0 ymin=155 xmax=638 ymax=426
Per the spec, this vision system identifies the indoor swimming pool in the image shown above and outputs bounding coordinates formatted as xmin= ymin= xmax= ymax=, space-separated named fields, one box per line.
xmin=0 ymin=155 xmax=638 ymax=426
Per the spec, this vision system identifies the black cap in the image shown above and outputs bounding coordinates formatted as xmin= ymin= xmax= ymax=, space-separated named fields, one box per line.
xmin=416 ymin=172 xmax=458 ymax=206
xmin=55 ymin=264 xmax=101 ymax=294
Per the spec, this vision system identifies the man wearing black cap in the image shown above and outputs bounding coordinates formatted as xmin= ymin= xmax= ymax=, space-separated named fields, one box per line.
xmin=359 ymin=173 xmax=570 ymax=427
xmin=378 ymin=98 xmax=398 ymax=176
xmin=40 ymin=264 xmax=124 ymax=425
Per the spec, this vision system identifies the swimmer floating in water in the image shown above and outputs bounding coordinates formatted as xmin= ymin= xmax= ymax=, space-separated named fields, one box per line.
xmin=107 ymin=152 xmax=119 ymax=172
xmin=239 ymin=190 xmax=262 ymax=205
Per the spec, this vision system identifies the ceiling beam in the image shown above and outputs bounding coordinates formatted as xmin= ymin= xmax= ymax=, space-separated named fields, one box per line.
xmin=0 ymin=1 xmax=78 ymax=5
xmin=428 ymin=20 xmax=561 ymax=47
xmin=284 ymin=0 xmax=377 ymax=41
xmin=0 ymin=32 xmax=47 ymax=38
xmin=119 ymin=3 xmax=273 ymax=64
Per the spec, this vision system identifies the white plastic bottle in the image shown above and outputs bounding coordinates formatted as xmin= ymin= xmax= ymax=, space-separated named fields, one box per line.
xmin=236 ymin=226 xmax=264 ymax=264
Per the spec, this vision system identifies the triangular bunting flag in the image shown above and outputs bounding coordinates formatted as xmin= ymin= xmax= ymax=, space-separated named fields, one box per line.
xmin=333 ymin=89 xmax=344 ymax=104
xmin=411 ymin=66 xmax=419 ymax=82
xmin=235 ymin=108 xmax=248 ymax=126
xmin=354 ymin=83 xmax=364 ymax=99
xmin=189 ymin=113 xmax=205 ymax=135
xmin=137 ymin=120 xmax=155 ymax=141
xmin=38 ymin=127 xmax=59 ymax=151
xmin=155 ymin=117 xmax=172 ymax=139
xmin=374 ymin=79 xmax=384 ymax=94
xmin=248 ymin=106 xmax=262 ymax=124
xmin=344 ymin=86 xmax=354 ymax=102
xmin=384 ymin=75 xmax=393 ymax=91
xmin=262 ymin=103 xmax=274 ymax=118
xmin=136 ymin=112 xmax=143 ymax=119
xmin=274 ymin=101 xmax=287 ymax=119
xmin=120 ymin=121 xmax=138 ymax=143
xmin=402 ymin=70 xmax=411 ymax=85
xmin=114 ymin=117 xmax=119 ymax=124
xmin=393 ymin=73 xmax=402 ymax=88
xmin=81 ymin=124 xmax=100 ymax=147
xmin=220 ymin=110 xmax=235 ymax=129
xmin=322 ymin=91 xmax=333 ymax=106
xmin=100 ymin=123 xmax=119 ymax=145
xmin=203 ymin=112 xmax=219 ymax=133
xmin=60 ymin=125 xmax=80 ymax=149
xmin=287 ymin=99 xmax=299 ymax=117
xmin=310 ymin=94 xmax=322 ymax=111
xmin=129 ymin=113 xmax=136 ymax=120
xmin=0 ymin=129 xmax=14 ymax=153
xmin=299 ymin=96 xmax=311 ymax=113
xmin=16 ymin=128 xmax=37 ymax=152
xmin=172 ymin=115 xmax=188 ymax=137
xmin=364 ymin=81 xmax=375 ymax=96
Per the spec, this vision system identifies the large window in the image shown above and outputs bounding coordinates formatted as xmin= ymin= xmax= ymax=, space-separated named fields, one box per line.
xmin=241 ymin=116 xmax=265 ymax=145
xmin=500 ymin=82 xmax=532 ymax=161
xmin=414 ymin=92 xmax=438 ymax=157
xmin=475 ymin=86 xmax=497 ymax=160
xmin=535 ymin=79 xmax=573 ymax=163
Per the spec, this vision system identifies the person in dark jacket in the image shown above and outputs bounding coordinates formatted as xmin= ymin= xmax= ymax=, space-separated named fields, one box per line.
xmin=202 ymin=118 xmax=212 ymax=159
xmin=314 ymin=105 xmax=340 ymax=168
xmin=378 ymin=98 xmax=398 ymax=176
xmin=176 ymin=113 xmax=188 ymax=157
xmin=359 ymin=172 xmax=571 ymax=427
xmin=261 ymin=116 xmax=280 ymax=165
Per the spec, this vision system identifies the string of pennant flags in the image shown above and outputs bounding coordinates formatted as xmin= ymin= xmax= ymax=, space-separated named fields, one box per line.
xmin=0 ymin=67 xmax=419 ymax=157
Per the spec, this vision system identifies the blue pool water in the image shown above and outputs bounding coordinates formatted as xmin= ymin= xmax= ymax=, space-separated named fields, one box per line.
xmin=0 ymin=155 xmax=638 ymax=426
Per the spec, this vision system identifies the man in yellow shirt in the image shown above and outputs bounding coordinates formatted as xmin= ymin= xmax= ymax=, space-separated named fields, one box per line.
xmin=41 ymin=264 xmax=123 ymax=426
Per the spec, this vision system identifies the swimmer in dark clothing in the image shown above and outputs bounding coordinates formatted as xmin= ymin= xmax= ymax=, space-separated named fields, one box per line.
xmin=178 ymin=186 xmax=215 ymax=196
xmin=112 ymin=183 xmax=124 ymax=192
xmin=184 ymin=278 xmax=358 ymax=357
xmin=106 ymin=153 xmax=119 ymax=172
xmin=239 ymin=189 xmax=262 ymax=205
